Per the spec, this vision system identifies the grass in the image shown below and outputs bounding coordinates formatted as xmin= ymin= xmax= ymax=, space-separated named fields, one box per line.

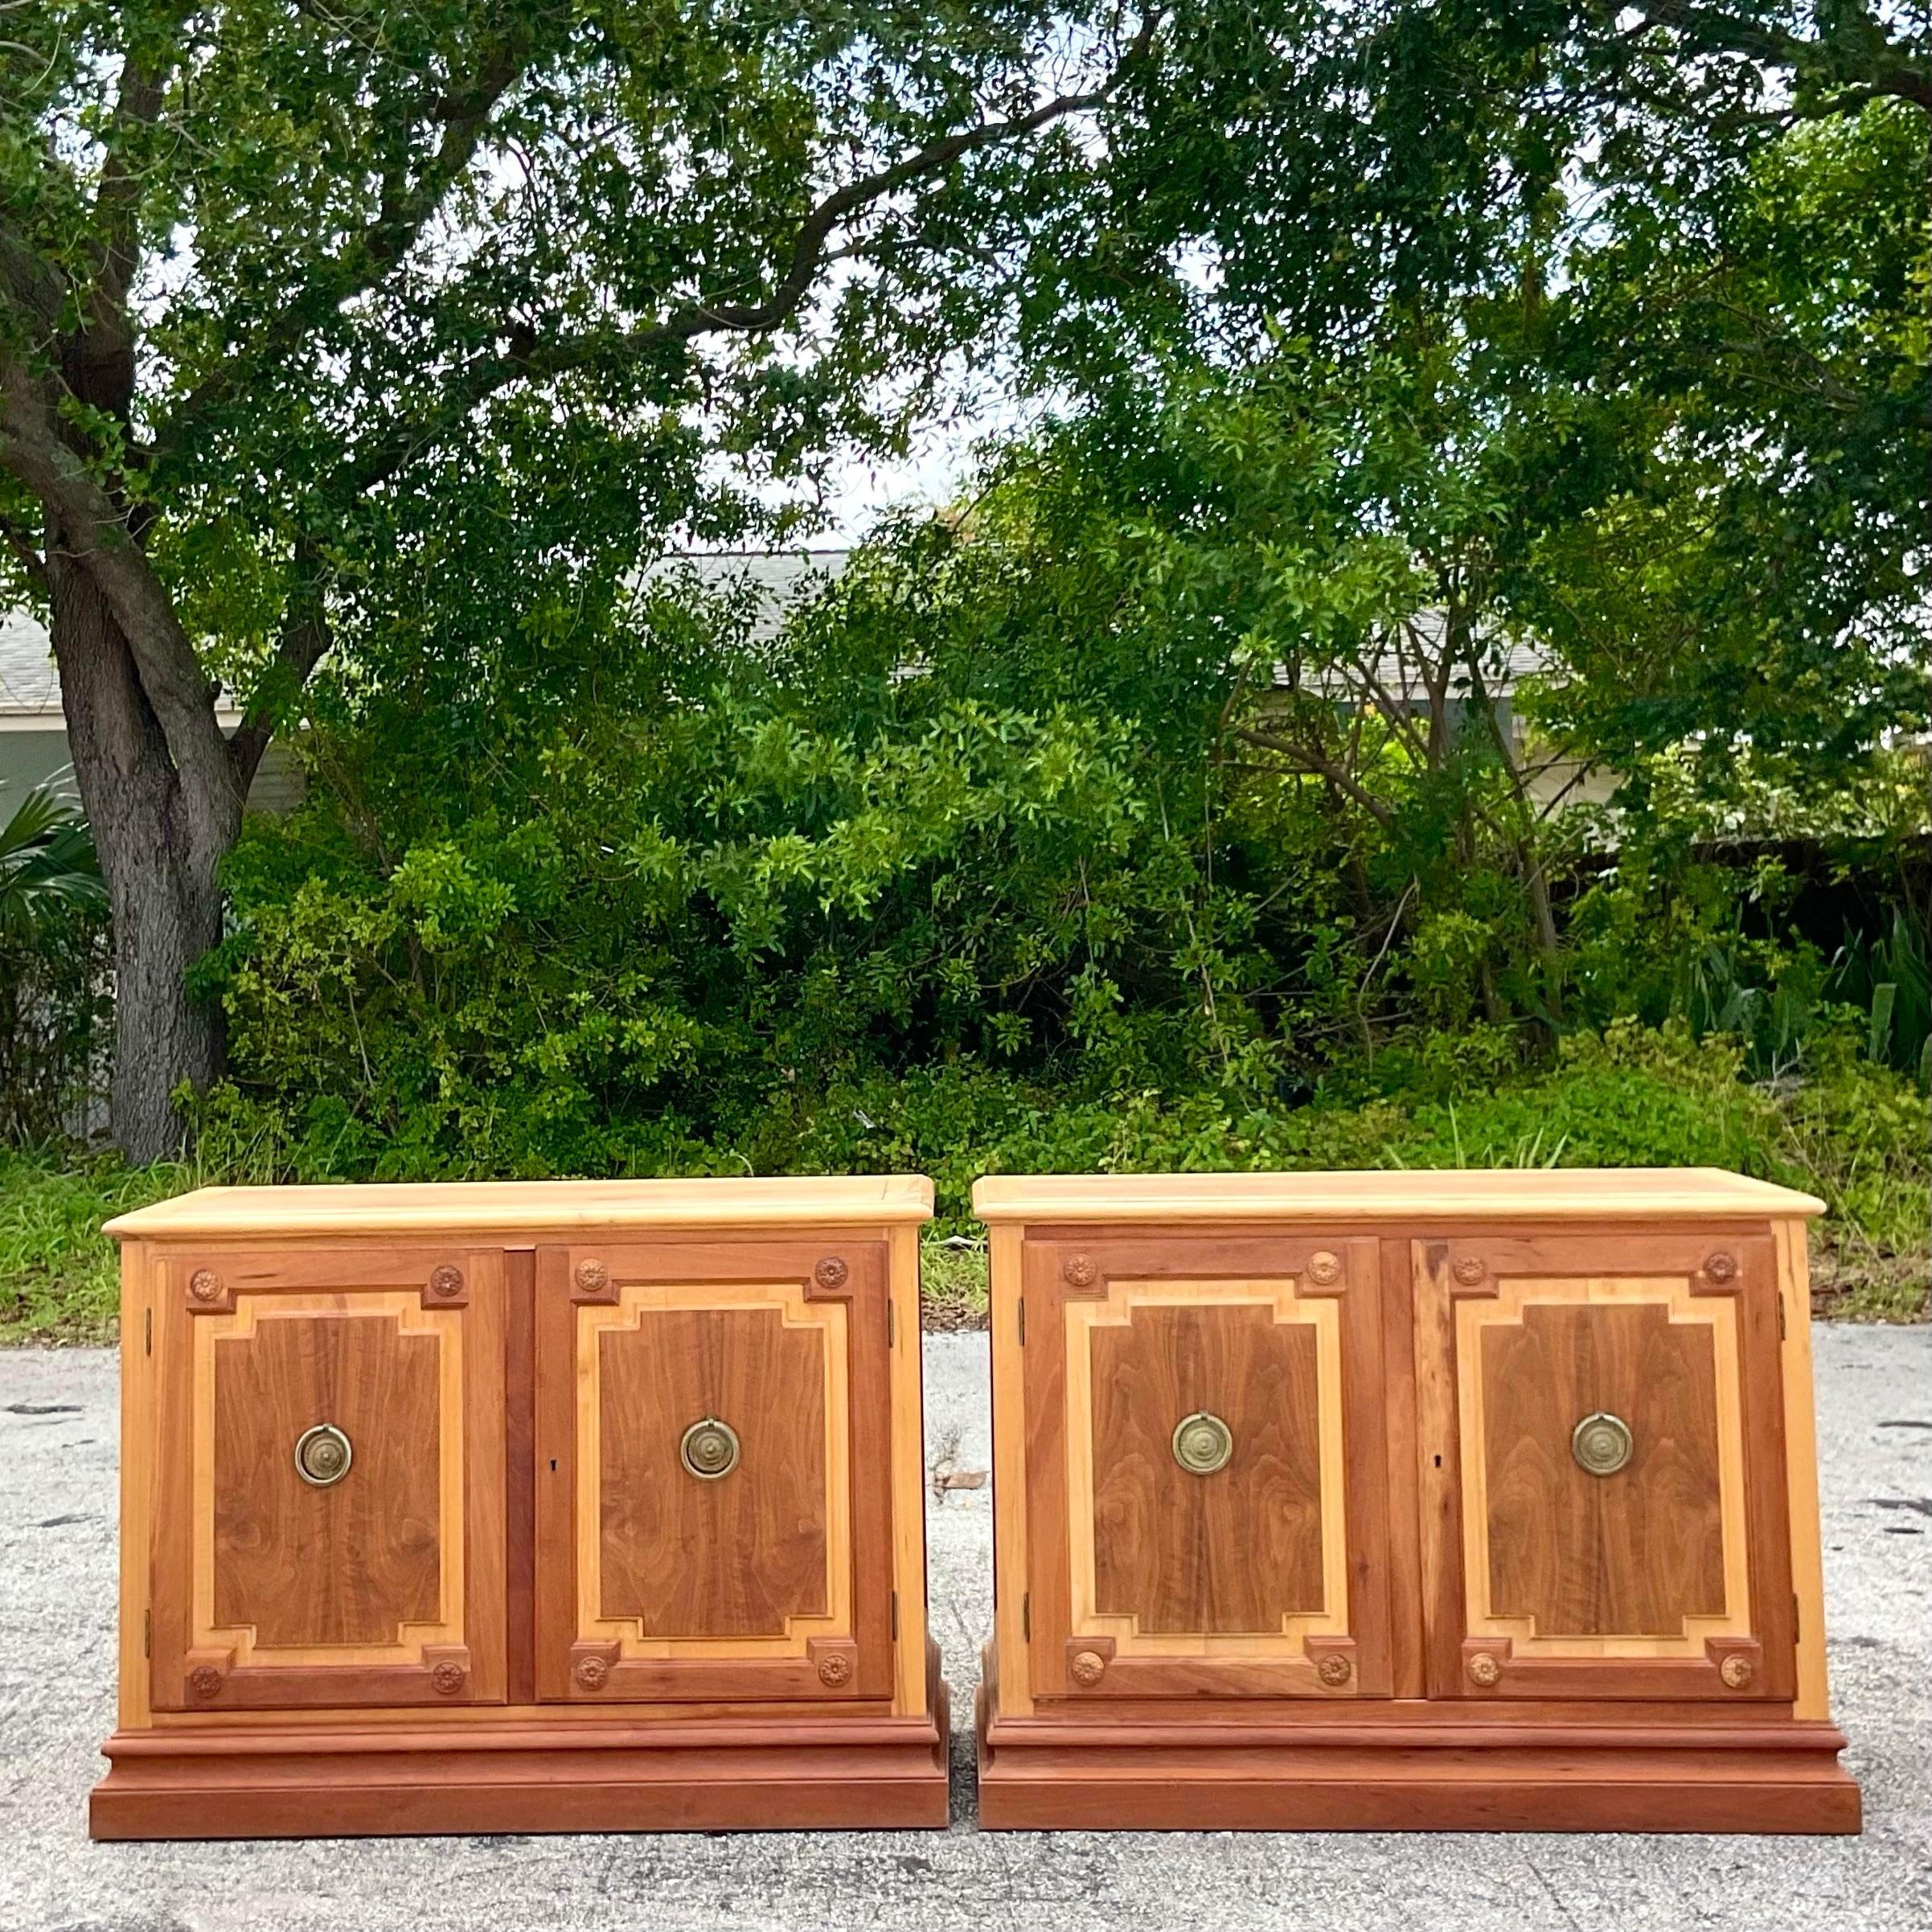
xmin=0 ymin=1150 xmax=195 ymax=1344
xmin=919 ymin=1234 xmax=991 ymax=1329
xmin=1 ymin=1038 xmax=1922 ymax=1343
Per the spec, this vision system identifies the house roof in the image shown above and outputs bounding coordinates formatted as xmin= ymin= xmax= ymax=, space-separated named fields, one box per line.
xmin=0 ymin=610 xmax=59 ymax=718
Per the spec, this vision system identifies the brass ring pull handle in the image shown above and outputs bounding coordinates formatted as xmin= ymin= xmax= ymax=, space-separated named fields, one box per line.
xmin=1171 ymin=1411 xmax=1234 ymax=1476
xmin=1572 ymin=1411 xmax=1633 ymax=1477
xmin=294 ymin=1423 xmax=353 ymax=1487
xmin=679 ymin=1417 xmax=740 ymax=1481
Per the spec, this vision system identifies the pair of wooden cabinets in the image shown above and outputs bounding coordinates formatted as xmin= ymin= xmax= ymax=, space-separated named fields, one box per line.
xmin=975 ymin=1170 xmax=1859 ymax=1832
xmin=92 ymin=1167 xmax=1857 ymax=1840
xmin=91 ymin=1178 xmax=946 ymax=1840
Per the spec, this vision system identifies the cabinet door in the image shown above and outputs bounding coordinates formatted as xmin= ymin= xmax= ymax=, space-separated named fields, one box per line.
xmin=534 ymin=1237 xmax=892 ymax=1703
xmin=150 ymin=1246 xmax=507 ymax=1711
xmin=1418 ymin=1231 xmax=1795 ymax=1701
xmin=1021 ymin=1232 xmax=1390 ymax=1700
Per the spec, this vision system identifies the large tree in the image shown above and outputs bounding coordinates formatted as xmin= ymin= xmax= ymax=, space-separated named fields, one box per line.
xmin=0 ymin=0 xmax=1159 ymax=1158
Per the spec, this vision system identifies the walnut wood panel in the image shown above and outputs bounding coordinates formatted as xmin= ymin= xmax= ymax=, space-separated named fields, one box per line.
xmin=535 ymin=1237 xmax=895 ymax=1704
xmin=148 ymin=1247 xmax=506 ymax=1711
xmin=1024 ymin=1233 xmax=1390 ymax=1700
xmin=1421 ymin=1230 xmax=1795 ymax=1702
xmin=597 ymin=1302 xmax=831 ymax=1639
xmin=211 ymin=1297 xmax=444 ymax=1646
xmin=1479 ymin=1301 xmax=1726 ymax=1639
xmin=1090 ymin=1303 xmax=1325 ymax=1632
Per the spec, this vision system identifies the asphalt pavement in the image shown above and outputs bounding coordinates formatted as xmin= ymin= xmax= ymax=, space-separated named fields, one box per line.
xmin=2 ymin=1325 xmax=1927 ymax=1932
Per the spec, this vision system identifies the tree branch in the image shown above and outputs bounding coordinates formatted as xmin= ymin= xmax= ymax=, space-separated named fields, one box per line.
xmin=330 ymin=14 xmax=1163 ymax=500
xmin=0 ymin=507 xmax=47 ymax=589
xmin=152 ymin=27 xmax=536 ymax=458
xmin=1235 ymin=724 xmax=1396 ymax=830
xmin=1623 ymin=0 xmax=1930 ymax=113
xmin=523 ymin=10 xmax=1165 ymax=375
xmin=1 ymin=361 xmax=234 ymax=802
xmin=230 ymin=537 xmax=330 ymax=786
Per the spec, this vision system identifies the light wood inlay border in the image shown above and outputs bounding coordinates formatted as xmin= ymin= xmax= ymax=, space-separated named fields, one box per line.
xmin=192 ymin=1292 xmax=467 ymax=1667
xmin=887 ymin=1224 xmax=929 ymax=1716
xmin=989 ymin=1224 xmax=1034 ymax=1714
xmin=1064 ymin=1278 xmax=1349 ymax=1656
xmin=1455 ymin=1275 xmax=1751 ymax=1659
xmin=1775 ymin=1217 xmax=1831 ymax=1721
xmin=117 ymin=1241 xmax=155 ymax=1730
xmin=575 ymin=1282 xmax=851 ymax=1659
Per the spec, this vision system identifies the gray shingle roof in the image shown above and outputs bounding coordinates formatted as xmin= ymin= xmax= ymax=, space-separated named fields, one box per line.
xmin=0 ymin=611 xmax=59 ymax=714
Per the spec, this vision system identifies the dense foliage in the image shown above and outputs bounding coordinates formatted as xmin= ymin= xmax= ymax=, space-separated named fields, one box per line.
xmin=0 ymin=788 xmax=109 ymax=1146
xmin=2 ymin=3 xmax=1925 ymax=1330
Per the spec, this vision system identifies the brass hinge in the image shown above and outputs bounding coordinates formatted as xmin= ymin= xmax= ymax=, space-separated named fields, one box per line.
xmin=143 ymin=1308 xmax=152 ymax=1356
xmin=1018 ymin=1298 xmax=1026 ymax=1346
xmin=890 ymin=1589 xmax=899 ymax=1642
xmin=887 ymin=1299 xmax=896 ymax=1347
xmin=1793 ymin=1592 xmax=1801 ymax=1642
xmin=143 ymin=1609 xmax=151 ymax=1658
xmin=1022 ymin=1593 xmax=1031 ymax=1640
xmin=1778 ymin=1295 xmax=1787 ymax=1340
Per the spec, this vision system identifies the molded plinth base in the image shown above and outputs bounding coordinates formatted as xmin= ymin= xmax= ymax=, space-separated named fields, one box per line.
xmin=92 ymin=1685 xmax=950 ymax=1840
xmin=976 ymin=1656 xmax=1858 ymax=1834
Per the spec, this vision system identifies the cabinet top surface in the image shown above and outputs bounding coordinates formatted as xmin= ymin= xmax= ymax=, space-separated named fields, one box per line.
xmin=970 ymin=1166 xmax=1823 ymax=1223
xmin=105 ymin=1173 xmax=934 ymax=1240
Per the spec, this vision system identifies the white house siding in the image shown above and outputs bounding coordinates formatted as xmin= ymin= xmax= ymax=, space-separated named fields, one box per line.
xmin=0 ymin=610 xmax=306 ymax=813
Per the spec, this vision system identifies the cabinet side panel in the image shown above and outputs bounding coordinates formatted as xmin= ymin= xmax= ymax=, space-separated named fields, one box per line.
xmin=888 ymin=1224 xmax=929 ymax=1717
xmin=1776 ymin=1217 xmax=1831 ymax=1721
xmin=117 ymin=1241 xmax=154 ymax=1730
xmin=989 ymin=1224 xmax=1032 ymax=1715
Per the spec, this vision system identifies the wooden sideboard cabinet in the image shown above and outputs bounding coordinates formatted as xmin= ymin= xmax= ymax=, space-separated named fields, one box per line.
xmin=91 ymin=1177 xmax=948 ymax=1840
xmin=974 ymin=1168 xmax=1860 ymax=1833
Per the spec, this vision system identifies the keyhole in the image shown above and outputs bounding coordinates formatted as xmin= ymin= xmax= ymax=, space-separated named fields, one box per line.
xmin=549 ymin=1458 xmax=557 ymax=1471
xmin=1433 ymin=1454 xmax=1442 ymax=1467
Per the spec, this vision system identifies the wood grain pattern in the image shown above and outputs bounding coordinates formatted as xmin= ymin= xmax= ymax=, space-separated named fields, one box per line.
xmin=505 ymin=1249 xmax=537 ymax=1708
xmin=887 ymin=1223 xmax=929 ymax=1717
xmin=117 ymin=1241 xmax=155 ymax=1731
xmin=107 ymin=1175 xmax=933 ymax=1241
xmin=1478 ymin=1301 xmax=1725 ymax=1640
xmin=1019 ymin=1236 xmax=1388 ymax=1701
xmin=973 ymin=1169 xmax=1824 ymax=1224
xmin=533 ymin=1237 xmax=900 ymax=1706
xmin=1379 ymin=1236 xmax=1426 ymax=1700
xmin=988 ymin=1223 xmax=1035 ymax=1716
xmin=1457 ymin=1273 xmax=1749 ymax=1659
xmin=210 ymin=1298 xmax=445 ymax=1648
xmin=595 ymin=1302 xmax=830 ymax=1640
xmin=1774 ymin=1216 xmax=1832 ymax=1722
xmin=976 ymin=1698 xmax=1860 ymax=1832
xmin=89 ymin=1672 xmax=953 ymax=1838
xmin=1420 ymin=1231 xmax=1796 ymax=1703
xmin=147 ymin=1247 xmax=506 ymax=1712
xmin=1089 ymin=1302 xmax=1325 ymax=1634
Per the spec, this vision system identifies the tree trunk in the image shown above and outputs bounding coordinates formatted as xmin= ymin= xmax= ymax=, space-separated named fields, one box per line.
xmin=47 ymin=556 xmax=240 ymax=1161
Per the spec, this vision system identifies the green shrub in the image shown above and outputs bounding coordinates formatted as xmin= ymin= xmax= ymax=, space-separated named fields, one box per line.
xmin=2 ymin=1023 xmax=1919 ymax=1343
xmin=0 ymin=1148 xmax=194 ymax=1344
